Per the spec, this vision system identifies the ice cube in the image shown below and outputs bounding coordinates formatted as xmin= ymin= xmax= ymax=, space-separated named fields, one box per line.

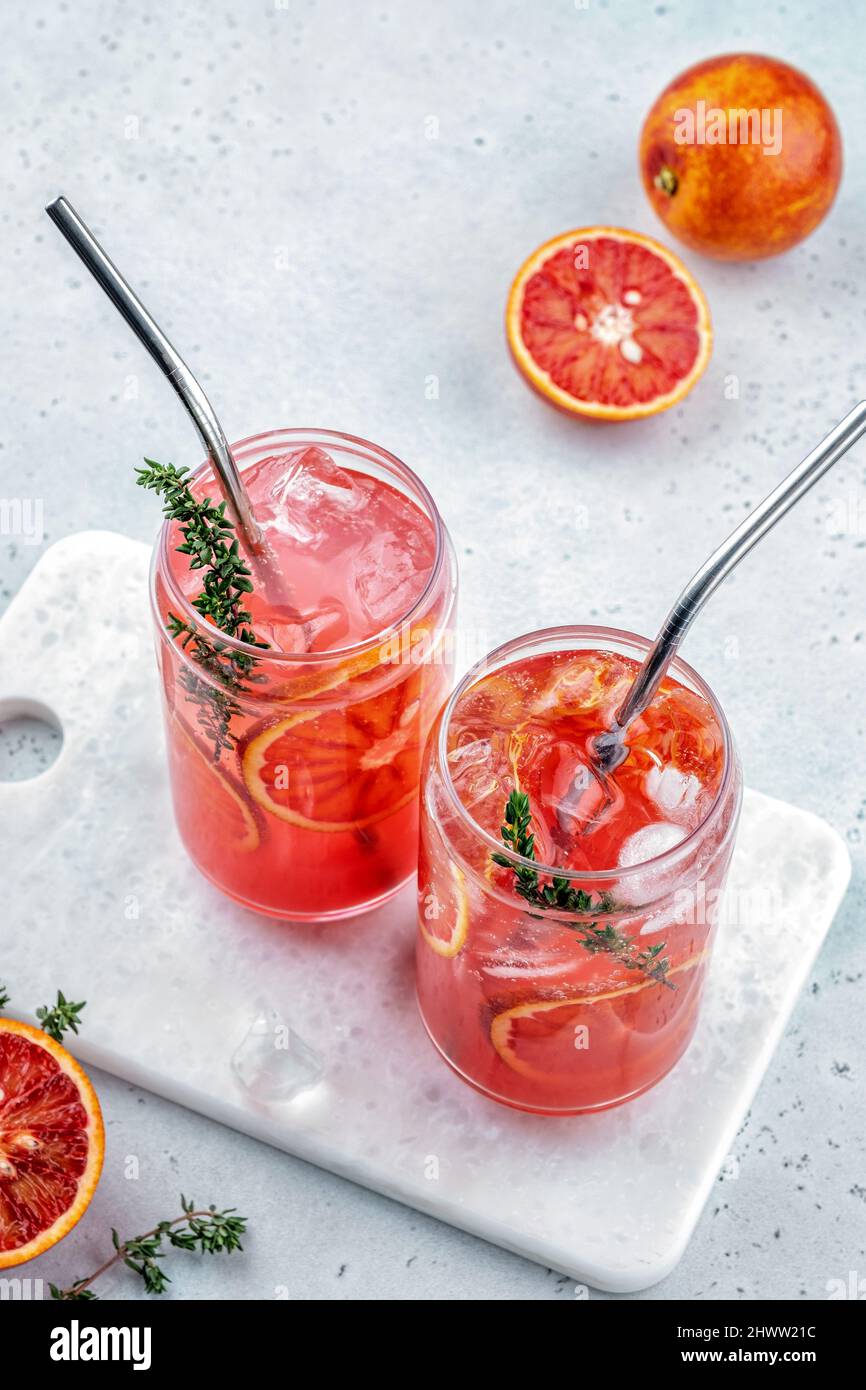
xmin=617 ymin=822 xmax=687 ymax=907
xmin=273 ymin=446 xmax=360 ymax=506
xmin=251 ymin=616 xmax=308 ymax=654
xmin=354 ymin=531 xmax=429 ymax=629
xmin=620 ymin=821 xmax=686 ymax=867
xmin=254 ymin=595 xmax=352 ymax=655
xmin=265 ymin=447 xmax=367 ymax=551
xmin=638 ymin=906 xmax=678 ymax=937
xmin=256 ymin=444 xmax=436 ymax=637
xmin=447 ymin=739 xmax=502 ymax=811
xmin=645 ymin=764 xmax=702 ymax=820
xmin=301 ymin=599 xmax=351 ymax=652
xmin=231 ymin=1007 xmax=324 ymax=1102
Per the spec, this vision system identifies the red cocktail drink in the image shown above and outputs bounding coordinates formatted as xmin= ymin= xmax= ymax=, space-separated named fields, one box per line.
xmin=417 ymin=628 xmax=741 ymax=1113
xmin=152 ymin=430 xmax=457 ymax=920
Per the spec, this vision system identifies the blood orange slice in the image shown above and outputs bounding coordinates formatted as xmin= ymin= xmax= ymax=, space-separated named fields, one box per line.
xmin=490 ymin=951 xmax=705 ymax=1083
xmin=506 ymin=226 xmax=711 ymax=420
xmin=241 ymin=672 xmax=428 ymax=833
xmin=419 ymin=863 xmax=469 ymax=958
xmin=275 ymin=613 xmax=442 ymax=706
xmin=0 ymin=1019 xmax=104 ymax=1269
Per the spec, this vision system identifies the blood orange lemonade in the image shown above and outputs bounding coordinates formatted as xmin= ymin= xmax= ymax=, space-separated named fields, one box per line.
xmin=417 ymin=628 xmax=742 ymax=1114
xmin=152 ymin=430 xmax=456 ymax=920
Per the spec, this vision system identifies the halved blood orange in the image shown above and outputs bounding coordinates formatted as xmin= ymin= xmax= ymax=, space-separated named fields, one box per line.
xmin=173 ymin=718 xmax=261 ymax=852
xmin=419 ymin=863 xmax=470 ymax=958
xmin=241 ymin=671 xmax=429 ymax=833
xmin=490 ymin=950 xmax=705 ymax=1082
xmin=0 ymin=1019 xmax=104 ymax=1268
xmin=506 ymin=226 xmax=711 ymax=420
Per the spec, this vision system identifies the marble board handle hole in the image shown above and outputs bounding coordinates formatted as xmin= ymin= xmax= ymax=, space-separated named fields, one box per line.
xmin=0 ymin=698 xmax=64 ymax=784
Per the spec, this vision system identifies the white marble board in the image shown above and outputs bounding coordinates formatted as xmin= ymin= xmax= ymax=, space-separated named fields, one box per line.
xmin=0 ymin=532 xmax=851 ymax=1292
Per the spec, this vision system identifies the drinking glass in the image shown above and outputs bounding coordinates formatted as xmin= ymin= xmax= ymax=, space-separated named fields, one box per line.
xmin=416 ymin=626 xmax=742 ymax=1113
xmin=151 ymin=428 xmax=457 ymax=920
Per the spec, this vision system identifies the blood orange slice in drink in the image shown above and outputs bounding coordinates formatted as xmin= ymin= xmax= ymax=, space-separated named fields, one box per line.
xmin=241 ymin=672 xmax=429 ymax=833
xmin=419 ymin=863 xmax=470 ymax=958
xmin=506 ymin=226 xmax=711 ymax=420
xmin=490 ymin=951 xmax=705 ymax=1083
xmin=173 ymin=719 xmax=261 ymax=852
xmin=0 ymin=1019 xmax=104 ymax=1268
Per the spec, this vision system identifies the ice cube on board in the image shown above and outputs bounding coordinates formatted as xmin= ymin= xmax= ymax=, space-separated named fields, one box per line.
xmin=231 ymin=1008 xmax=324 ymax=1102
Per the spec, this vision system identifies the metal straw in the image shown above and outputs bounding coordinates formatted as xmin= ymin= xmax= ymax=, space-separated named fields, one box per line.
xmin=45 ymin=195 xmax=264 ymax=555
xmin=593 ymin=401 xmax=866 ymax=773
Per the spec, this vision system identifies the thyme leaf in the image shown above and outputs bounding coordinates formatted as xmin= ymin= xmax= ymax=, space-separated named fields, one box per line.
xmin=36 ymin=991 xmax=87 ymax=1042
xmin=493 ymin=790 xmax=674 ymax=989
xmin=136 ymin=459 xmax=268 ymax=760
xmin=49 ymin=1195 xmax=247 ymax=1300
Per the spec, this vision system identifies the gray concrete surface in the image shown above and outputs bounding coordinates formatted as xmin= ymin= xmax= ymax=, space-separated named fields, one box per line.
xmin=1 ymin=0 xmax=864 ymax=1300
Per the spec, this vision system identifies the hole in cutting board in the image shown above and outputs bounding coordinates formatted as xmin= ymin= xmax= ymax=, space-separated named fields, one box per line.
xmin=0 ymin=700 xmax=63 ymax=782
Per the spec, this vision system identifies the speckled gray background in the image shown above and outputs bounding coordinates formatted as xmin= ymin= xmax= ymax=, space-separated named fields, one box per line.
xmin=1 ymin=0 xmax=864 ymax=1300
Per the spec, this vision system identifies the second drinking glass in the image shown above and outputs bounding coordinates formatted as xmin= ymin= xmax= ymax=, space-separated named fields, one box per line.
xmin=417 ymin=626 xmax=742 ymax=1114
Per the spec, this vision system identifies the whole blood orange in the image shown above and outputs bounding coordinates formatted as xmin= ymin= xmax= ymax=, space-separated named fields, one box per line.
xmin=0 ymin=1019 xmax=104 ymax=1268
xmin=640 ymin=53 xmax=842 ymax=260
xmin=506 ymin=226 xmax=711 ymax=421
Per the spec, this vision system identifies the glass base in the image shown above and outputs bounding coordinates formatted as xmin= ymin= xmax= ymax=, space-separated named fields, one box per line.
xmin=188 ymin=854 xmax=415 ymax=923
xmin=417 ymin=994 xmax=691 ymax=1116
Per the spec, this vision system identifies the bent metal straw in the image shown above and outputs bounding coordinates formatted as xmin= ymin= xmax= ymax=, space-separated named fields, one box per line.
xmin=45 ymin=195 xmax=295 ymax=612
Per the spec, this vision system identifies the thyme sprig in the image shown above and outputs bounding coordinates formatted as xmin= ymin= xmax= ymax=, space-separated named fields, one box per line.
xmin=493 ymin=790 xmax=673 ymax=988
xmin=136 ymin=459 xmax=269 ymax=759
xmin=50 ymin=1195 xmax=247 ymax=1300
xmin=0 ymin=984 xmax=87 ymax=1037
xmin=37 ymin=990 xmax=87 ymax=1043
xmin=0 ymin=989 xmax=246 ymax=1298
xmin=166 ymin=613 xmax=265 ymax=760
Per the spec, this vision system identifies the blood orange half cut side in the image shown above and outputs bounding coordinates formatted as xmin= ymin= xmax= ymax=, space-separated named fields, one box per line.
xmin=0 ymin=1019 xmax=104 ymax=1269
xmin=506 ymin=226 xmax=711 ymax=420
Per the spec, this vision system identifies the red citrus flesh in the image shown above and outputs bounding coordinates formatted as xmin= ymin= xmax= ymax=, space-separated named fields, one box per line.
xmin=0 ymin=1020 xmax=104 ymax=1268
xmin=241 ymin=664 xmax=431 ymax=832
xmin=507 ymin=227 xmax=711 ymax=419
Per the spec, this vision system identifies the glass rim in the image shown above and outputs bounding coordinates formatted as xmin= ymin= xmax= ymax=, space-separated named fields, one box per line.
xmin=436 ymin=624 xmax=736 ymax=884
xmin=151 ymin=427 xmax=448 ymax=666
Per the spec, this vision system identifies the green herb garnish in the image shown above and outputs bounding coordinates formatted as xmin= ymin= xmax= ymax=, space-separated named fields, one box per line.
xmin=36 ymin=990 xmax=86 ymax=1042
xmin=0 ymin=983 xmax=9 ymax=1013
xmin=493 ymin=790 xmax=673 ymax=988
xmin=50 ymin=1195 xmax=247 ymax=1300
xmin=136 ymin=459 xmax=269 ymax=759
